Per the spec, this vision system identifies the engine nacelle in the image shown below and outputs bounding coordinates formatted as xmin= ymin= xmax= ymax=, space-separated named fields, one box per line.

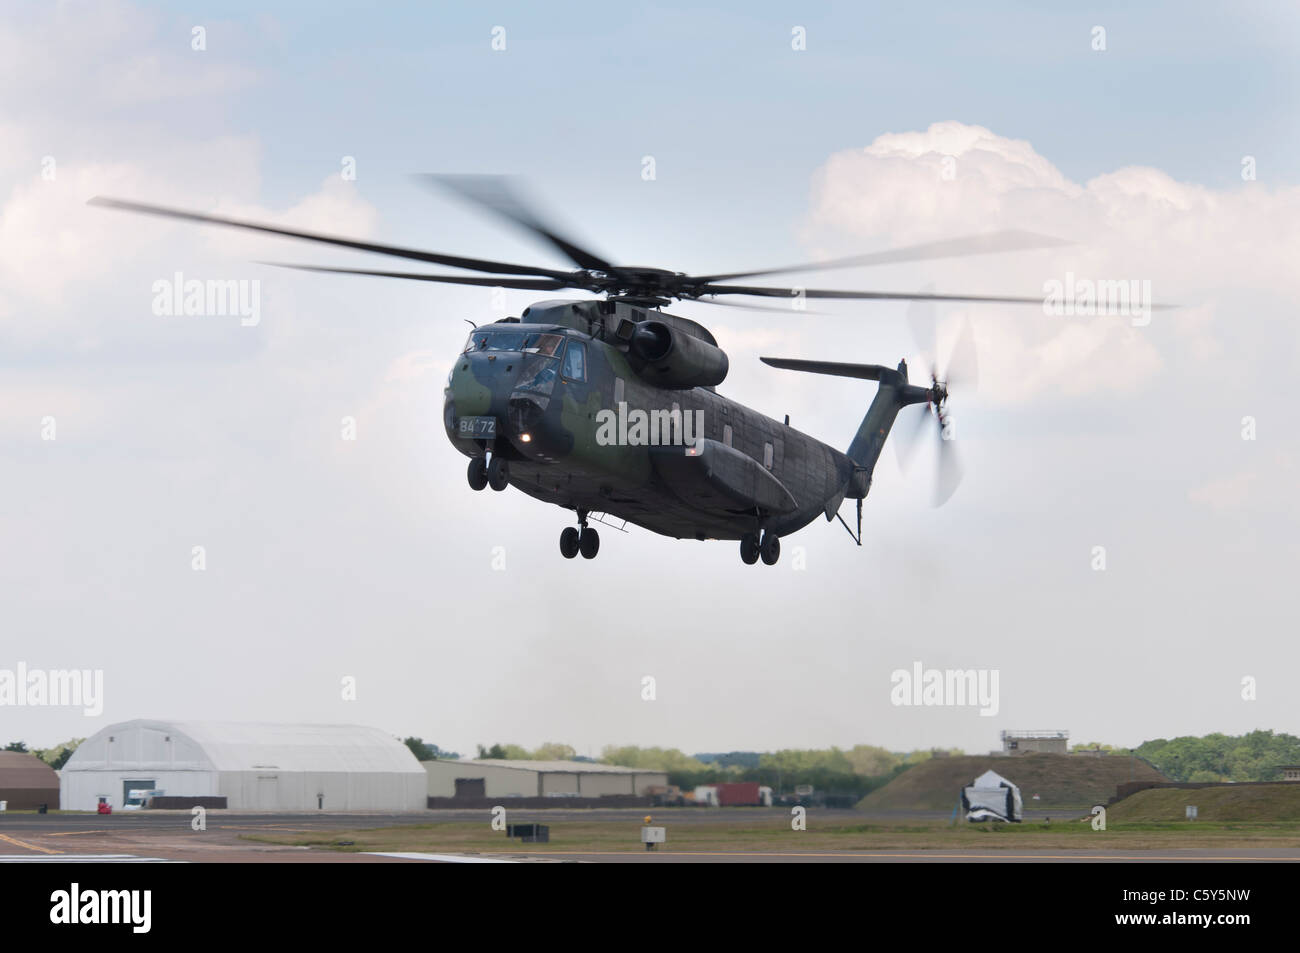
xmin=628 ymin=320 xmax=729 ymax=388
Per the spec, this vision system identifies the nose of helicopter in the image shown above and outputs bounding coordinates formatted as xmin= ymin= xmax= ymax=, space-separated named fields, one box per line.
xmin=448 ymin=349 xmax=522 ymax=418
xmin=446 ymin=349 xmax=552 ymax=454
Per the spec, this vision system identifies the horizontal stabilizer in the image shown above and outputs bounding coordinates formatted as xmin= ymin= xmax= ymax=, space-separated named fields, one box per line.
xmin=760 ymin=357 xmax=902 ymax=385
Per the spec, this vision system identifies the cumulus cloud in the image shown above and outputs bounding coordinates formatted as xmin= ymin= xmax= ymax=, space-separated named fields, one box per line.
xmin=0 ymin=2 xmax=256 ymax=116
xmin=802 ymin=121 xmax=1300 ymax=404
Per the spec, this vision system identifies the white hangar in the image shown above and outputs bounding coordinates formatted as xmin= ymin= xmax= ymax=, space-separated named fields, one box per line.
xmin=60 ymin=719 xmax=426 ymax=811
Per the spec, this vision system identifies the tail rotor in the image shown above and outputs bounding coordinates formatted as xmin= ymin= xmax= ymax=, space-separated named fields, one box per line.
xmin=896 ymin=296 xmax=978 ymax=507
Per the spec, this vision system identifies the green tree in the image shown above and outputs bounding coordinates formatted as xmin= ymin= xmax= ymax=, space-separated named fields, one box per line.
xmin=600 ymin=745 xmax=708 ymax=773
xmin=844 ymin=745 xmax=900 ymax=777
xmin=404 ymin=737 xmax=434 ymax=761
xmin=530 ymin=742 xmax=576 ymax=761
xmin=402 ymin=738 xmax=459 ymax=761
xmin=34 ymin=738 xmax=83 ymax=769
xmin=4 ymin=741 xmax=27 ymax=753
xmin=1134 ymin=730 xmax=1300 ymax=782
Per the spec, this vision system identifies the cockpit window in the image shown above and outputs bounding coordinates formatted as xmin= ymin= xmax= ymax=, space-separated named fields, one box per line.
xmin=528 ymin=333 xmax=564 ymax=356
xmin=562 ymin=340 xmax=587 ymax=381
xmin=462 ymin=329 xmax=565 ymax=354
xmin=465 ymin=329 xmax=523 ymax=352
xmin=515 ymin=354 xmax=559 ymax=395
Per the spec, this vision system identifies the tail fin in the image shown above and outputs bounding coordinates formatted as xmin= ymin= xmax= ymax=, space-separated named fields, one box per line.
xmin=760 ymin=357 xmax=932 ymax=496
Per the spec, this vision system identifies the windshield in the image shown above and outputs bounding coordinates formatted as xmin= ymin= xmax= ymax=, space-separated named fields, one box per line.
xmin=464 ymin=329 xmax=564 ymax=355
xmin=515 ymin=354 xmax=560 ymax=395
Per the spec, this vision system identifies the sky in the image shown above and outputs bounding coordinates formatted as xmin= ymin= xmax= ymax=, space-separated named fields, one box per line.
xmin=2 ymin=1 xmax=1298 ymax=759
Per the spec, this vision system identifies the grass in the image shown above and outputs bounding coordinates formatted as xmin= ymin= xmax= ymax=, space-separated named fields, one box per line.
xmin=241 ymin=815 xmax=1300 ymax=855
xmin=857 ymin=753 xmax=1166 ymax=812
xmin=1107 ymin=784 xmax=1300 ymax=823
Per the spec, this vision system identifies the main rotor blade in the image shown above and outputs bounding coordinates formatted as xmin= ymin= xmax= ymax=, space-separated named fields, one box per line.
xmin=693 ymin=230 xmax=1071 ymax=283
xmin=260 ymin=262 xmax=570 ymax=290
xmin=689 ymin=296 xmax=825 ymax=315
xmin=87 ymin=196 xmax=576 ymax=280
xmin=702 ymin=284 xmax=1049 ymax=305
xmin=419 ymin=174 xmax=614 ymax=272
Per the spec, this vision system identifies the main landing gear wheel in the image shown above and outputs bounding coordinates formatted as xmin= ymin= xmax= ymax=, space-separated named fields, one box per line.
xmin=559 ymin=526 xmax=580 ymax=559
xmin=579 ymin=526 xmax=600 ymax=559
xmin=487 ymin=456 xmax=509 ymax=491
xmin=467 ymin=458 xmax=488 ymax=491
xmin=760 ymin=532 xmax=781 ymax=566
xmin=740 ymin=533 xmax=760 ymax=565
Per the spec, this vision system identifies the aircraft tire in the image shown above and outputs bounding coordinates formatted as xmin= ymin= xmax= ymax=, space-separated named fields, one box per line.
xmin=467 ymin=458 xmax=488 ymax=491
xmin=487 ymin=456 xmax=509 ymax=491
xmin=560 ymin=526 xmax=580 ymax=558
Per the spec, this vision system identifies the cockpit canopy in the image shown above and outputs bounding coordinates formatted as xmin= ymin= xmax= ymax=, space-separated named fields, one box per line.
xmin=463 ymin=327 xmax=565 ymax=356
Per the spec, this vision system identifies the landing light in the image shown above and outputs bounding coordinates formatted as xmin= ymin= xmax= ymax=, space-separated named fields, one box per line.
xmin=520 ymin=433 xmax=532 ymax=443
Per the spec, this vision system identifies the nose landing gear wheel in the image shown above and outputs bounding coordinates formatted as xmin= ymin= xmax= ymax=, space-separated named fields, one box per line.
xmin=579 ymin=526 xmax=600 ymax=559
xmin=760 ymin=532 xmax=780 ymax=565
xmin=740 ymin=533 xmax=760 ymax=565
xmin=487 ymin=456 xmax=509 ymax=491
xmin=559 ymin=526 xmax=580 ymax=558
xmin=467 ymin=458 xmax=488 ymax=491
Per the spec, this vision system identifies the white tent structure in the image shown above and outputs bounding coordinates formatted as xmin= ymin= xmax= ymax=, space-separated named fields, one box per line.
xmin=60 ymin=719 xmax=426 ymax=811
xmin=960 ymin=768 xmax=1023 ymax=823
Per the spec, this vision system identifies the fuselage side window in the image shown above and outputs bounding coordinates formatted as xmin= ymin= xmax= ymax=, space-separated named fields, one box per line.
xmin=723 ymin=424 xmax=733 ymax=447
xmin=763 ymin=441 xmax=774 ymax=469
xmin=563 ymin=340 xmax=587 ymax=381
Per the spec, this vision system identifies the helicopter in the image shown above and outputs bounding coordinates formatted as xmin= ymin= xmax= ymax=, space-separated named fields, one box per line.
xmin=90 ymin=177 xmax=1068 ymax=564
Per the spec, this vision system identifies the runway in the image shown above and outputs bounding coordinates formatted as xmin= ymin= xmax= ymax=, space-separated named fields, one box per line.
xmin=484 ymin=848 xmax=1300 ymax=863
xmin=3 ymin=810 xmax=1298 ymax=863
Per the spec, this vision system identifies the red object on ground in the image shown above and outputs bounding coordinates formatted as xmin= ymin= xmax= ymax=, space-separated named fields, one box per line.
xmin=714 ymin=781 xmax=761 ymax=806
xmin=97 ymin=801 xmax=112 ymax=814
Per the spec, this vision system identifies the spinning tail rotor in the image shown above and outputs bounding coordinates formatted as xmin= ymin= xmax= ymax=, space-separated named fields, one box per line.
xmin=896 ymin=297 xmax=980 ymax=506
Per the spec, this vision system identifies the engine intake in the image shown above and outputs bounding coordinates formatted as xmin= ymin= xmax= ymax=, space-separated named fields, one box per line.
xmin=628 ymin=320 xmax=728 ymax=388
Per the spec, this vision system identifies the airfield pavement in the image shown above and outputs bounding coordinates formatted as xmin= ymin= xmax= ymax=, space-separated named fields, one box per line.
xmin=1 ymin=809 xmax=1298 ymax=863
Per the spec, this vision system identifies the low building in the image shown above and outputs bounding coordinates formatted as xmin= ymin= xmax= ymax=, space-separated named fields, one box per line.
xmin=0 ymin=750 xmax=60 ymax=810
xmin=1280 ymin=765 xmax=1300 ymax=782
xmin=60 ymin=719 xmax=426 ymax=811
xmin=1001 ymin=730 xmax=1069 ymax=756
xmin=425 ymin=759 xmax=668 ymax=800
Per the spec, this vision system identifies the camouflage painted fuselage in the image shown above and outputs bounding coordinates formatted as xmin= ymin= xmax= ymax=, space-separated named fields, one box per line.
xmin=443 ymin=299 xmax=868 ymax=541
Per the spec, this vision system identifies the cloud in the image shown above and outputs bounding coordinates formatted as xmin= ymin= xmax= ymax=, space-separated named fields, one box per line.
xmin=0 ymin=2 xmax=256 ymax=116
xmin=1188 ymin=452 xmax=1297 ymax=511
xmin=802 ymin=121 xmax=1300 ymax=404
xmin=1188 ymin=469 xmax=1258 ymax=509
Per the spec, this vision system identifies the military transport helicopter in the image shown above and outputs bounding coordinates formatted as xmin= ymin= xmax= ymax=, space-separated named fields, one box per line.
xmin=90 ymin=178 xmax=1067 ymax=564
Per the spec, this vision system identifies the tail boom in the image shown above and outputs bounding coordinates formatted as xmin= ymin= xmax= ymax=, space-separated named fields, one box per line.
xmin=759 ymin=357 xmax=932 ymax=498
